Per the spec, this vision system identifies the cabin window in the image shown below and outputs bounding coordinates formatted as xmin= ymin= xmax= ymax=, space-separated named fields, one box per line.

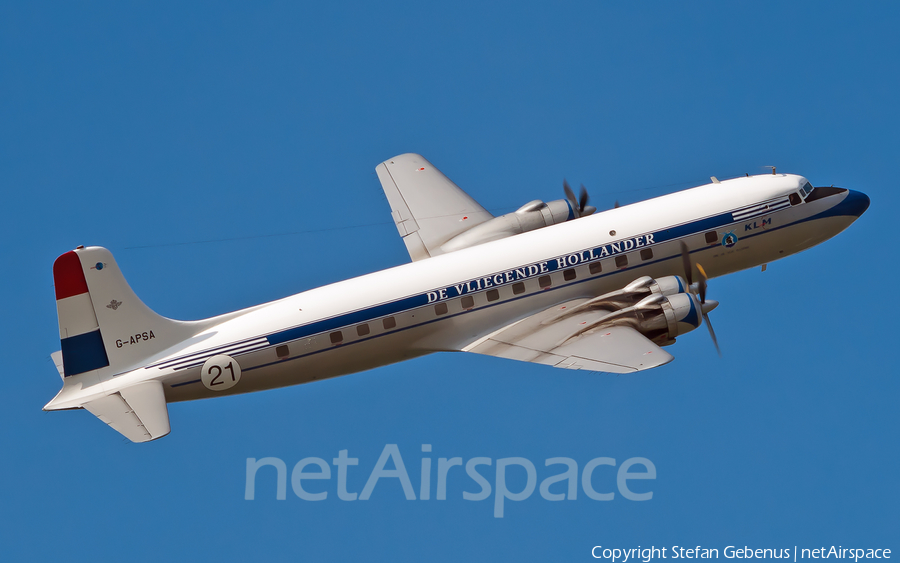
xmin=589 ymin=262 xmax=602 ymax=275
xmin=512 ymin=282 xmax=526 ymax=295
xmin=435 ymin=302 xmax=448 ymax=315
xmin=383 ymin=317 xmax=396 ymax=330
xmin=539 ymin=275 xmax=552 ymax=289
xmin=461 ymin=296 xmax=475 ymax=309
xmin=640 ymin=248 xmax=653 ymax=261
xmin=330 ymin=331 xmax=343 ymax=344
xmin=563 ymin=269 xmax=576 ymax=281
xmin=615 ymin=255 xmax=628 ymax=268
xmin=705 ymin=231 xmax=718 ymax=244
xmin=357 ymin=324 xmax=370 ymax=337
xmin=789 ymin=192 xmax=802 ymax=205
xmin=486 ymin=289 xmax=500 ymax=301
xmin=276 ymin=345 xmax=290 ymax=358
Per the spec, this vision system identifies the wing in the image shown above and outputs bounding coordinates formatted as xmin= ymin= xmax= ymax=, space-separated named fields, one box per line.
xmin=375 ymin=153 xmax=494 ymax=261
xmin=462 ymin=299 xmax=674 ymax=373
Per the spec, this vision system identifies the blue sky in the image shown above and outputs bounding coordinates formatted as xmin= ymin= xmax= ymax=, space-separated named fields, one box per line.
xmin=1 ymin=1 xmax=897 ymax=561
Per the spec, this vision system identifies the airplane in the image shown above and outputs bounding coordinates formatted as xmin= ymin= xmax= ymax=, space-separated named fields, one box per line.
xmin=43 ymin=154 xmax=870 ymax=442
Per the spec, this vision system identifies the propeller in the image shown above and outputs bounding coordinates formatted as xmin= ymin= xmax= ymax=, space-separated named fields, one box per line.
xmin=563 ymin=180 xmax=596 ymax=218
xmin=679 ymin=242 xmax=721 ymax=356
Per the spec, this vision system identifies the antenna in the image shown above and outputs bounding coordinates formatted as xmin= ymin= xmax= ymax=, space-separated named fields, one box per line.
xmin=765 ymin=166 xmax=776 ymax=175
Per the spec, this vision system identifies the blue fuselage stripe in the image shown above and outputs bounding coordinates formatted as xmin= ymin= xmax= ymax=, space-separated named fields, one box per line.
xmin=266 ymin=295 xmax=428 ymax=345
xmin=166 ymin=197 xmax=847 ymax=389
xmin=262 ymin=211 xmax=736 ymax=346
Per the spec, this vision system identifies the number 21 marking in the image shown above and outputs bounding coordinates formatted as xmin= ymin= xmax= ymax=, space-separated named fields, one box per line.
xmin=208 ymin=362 xmax=235 ymax=386
xmin=201 ymin=355 xmax=242 ymax=391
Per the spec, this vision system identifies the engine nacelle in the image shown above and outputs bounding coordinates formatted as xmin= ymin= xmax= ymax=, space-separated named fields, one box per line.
xmin=657 ymin=292 xmax=703 ymax=339
xmin=600 ymin=291 xmax=703 ymax=345
xmin=622 ymin=275 xmax=688 ymax=297
xmin=441 ymin=198 xmax=593 ymax=253
xmin=585 ymin=275 xmax=688 ymax=311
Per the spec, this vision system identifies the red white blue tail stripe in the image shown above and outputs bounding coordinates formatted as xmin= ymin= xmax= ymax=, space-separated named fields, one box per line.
xmin=54 ymin=250 xmax=109 ymax=376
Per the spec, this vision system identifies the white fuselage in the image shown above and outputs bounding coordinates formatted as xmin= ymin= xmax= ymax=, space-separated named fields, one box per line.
xmin=48 ymin=173 xmax=867 ymax=408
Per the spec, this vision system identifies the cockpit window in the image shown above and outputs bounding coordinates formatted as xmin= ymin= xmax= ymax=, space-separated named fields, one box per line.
xmin=801 ymin=182 xmax=815 ymax=197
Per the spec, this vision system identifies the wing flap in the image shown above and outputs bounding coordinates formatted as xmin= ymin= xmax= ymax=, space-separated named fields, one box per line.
xmin=83 ymin=381 xmax=170 ymax=443
xmin=464 ymin=299 xmax=673 ymax=373
xmin=552 ymin=327 xmax=673 ymax=372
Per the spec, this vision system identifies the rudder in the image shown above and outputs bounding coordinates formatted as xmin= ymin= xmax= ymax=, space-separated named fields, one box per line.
xmin=54 ymin=250 xmax=110 ymax=376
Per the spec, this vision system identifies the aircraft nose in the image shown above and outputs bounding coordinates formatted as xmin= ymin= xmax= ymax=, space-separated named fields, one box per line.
xmin=838 ymin=189 xmax=870 ymax=218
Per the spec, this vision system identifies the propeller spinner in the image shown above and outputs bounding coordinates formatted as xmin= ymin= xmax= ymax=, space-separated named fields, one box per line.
xmin=563 ymin=180 xmax=596 ymax=218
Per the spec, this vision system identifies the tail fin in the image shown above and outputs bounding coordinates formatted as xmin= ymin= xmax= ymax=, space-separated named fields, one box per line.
xmin=54 ymin=246 xmax=201 ymax=378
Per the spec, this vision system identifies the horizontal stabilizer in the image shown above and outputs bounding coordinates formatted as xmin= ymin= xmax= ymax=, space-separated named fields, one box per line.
xmin=83 ymin=380 xmax=170 ymax=443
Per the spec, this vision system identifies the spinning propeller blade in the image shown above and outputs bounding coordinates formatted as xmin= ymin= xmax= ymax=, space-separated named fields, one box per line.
xmin=680 ymin=242 xmax=694 ymax=286
xmin=680 ymin=242 xmax=721 ymax=356
xmin=563 ymin=180 xmax=594 ymax=218
xmin=578 ymin=184 xmax=589 ymax=213
xmin=696 ymin=263 xmax=708 ymax=305
xmin=703 ymin=311 xmax=721 ymax=357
